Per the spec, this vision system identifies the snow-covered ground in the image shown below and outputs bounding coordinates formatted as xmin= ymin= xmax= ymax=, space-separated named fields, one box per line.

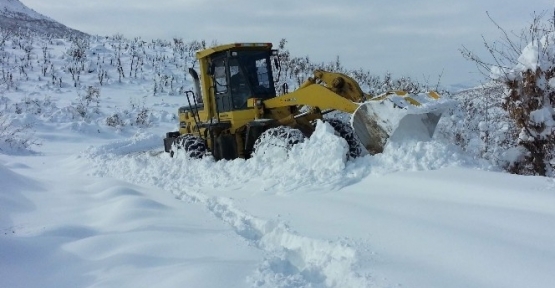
xmin=1 ymin=36 xmax=555 ymax=288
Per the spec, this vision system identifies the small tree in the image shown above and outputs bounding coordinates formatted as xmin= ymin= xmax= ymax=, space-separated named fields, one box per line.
xmin=73 ymin=86 xmax=101 ymax=119
xmin=461 ymin=11 xmax=555 ymax=176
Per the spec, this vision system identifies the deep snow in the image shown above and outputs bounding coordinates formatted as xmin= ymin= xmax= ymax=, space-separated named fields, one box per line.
xmin=3 ymin=117 xmax=555 ymax=288
xmin=1 ymin=36 xmax=555 ymax=288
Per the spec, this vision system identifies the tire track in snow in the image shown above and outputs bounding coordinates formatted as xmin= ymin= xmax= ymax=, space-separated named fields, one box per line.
xmin=169 ymin=188 xmax=370 ymax=287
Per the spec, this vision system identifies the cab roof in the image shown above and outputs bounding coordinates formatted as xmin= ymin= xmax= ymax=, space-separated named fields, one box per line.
xmin=196 ymin=43 xmax=273 ymax=59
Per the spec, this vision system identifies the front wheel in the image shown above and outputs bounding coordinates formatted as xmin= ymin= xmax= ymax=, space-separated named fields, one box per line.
xmin=171 ymin=134 xmax=207 ymax=158
xmin=326 ymin=119 xmax=364 ymax=159
xmin=252 ymin=126 xmax=305 ymax=156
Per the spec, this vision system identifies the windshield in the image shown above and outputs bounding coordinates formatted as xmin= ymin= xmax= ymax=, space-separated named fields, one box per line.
xmin=233 ymin=51 xmax=276 ymax=99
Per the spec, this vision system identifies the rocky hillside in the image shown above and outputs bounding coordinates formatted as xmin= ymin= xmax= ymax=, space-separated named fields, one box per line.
xmin=0 ymin=0 xmax=87 ymax=37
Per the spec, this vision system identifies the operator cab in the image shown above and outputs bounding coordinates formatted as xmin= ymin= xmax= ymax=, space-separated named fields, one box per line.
xmin=209 ymin=44 xmax=277 ymax=112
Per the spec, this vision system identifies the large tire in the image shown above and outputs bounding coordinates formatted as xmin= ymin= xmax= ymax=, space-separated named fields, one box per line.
xmin=171 ymin=134 xmax=207 ymax=158
xmin=253 ymin=126 xmax=305 ymax=156
xmin=326 ymin=119 xmax=364 ymax=159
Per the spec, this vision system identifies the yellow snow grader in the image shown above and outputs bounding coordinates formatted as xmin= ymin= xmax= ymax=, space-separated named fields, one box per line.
xmin=164 ymin=42 xmax=444 ymax=160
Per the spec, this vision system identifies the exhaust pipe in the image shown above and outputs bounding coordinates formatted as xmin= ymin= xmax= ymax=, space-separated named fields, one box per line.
xmin=188 ymin=68 xmax=202 ymax=104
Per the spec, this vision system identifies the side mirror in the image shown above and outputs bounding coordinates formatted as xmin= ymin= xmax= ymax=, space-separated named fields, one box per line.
xmin=281 ymin=82 xmax=288 ymax=94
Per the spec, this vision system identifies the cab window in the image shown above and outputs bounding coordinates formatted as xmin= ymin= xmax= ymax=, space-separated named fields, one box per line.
xmin=213 ymin=58 xmax=227 ymax=94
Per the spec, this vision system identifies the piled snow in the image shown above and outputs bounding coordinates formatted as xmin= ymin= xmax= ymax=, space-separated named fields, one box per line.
xmin=517 ymin=40 xmax=541 ymax=71
xmin=514 ymin=32 xmax=555 ymax=73
xmin=85 ymin=121 xmax=478 ymax=194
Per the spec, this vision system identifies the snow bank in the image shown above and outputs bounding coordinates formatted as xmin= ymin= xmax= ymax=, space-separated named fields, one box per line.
xmin=0 ymin=162 xmax=37 ymax=219
xmin=85 ymin=120 xmax=480 ymax=195
xmin=368 ymin=140 xmax=477 ymax=174
xmin=85 ymin=121 xmax=353 ymax=192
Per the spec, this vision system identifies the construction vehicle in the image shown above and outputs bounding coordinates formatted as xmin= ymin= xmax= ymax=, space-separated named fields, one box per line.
xmin=163 ymin=42 xmax=445 ymax=160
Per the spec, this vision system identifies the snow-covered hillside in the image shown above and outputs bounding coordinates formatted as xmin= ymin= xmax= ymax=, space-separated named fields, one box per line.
xmin=1 ymin=0 xmax=50 ymax=20
xmin=1 ymin=34 xmax=555 ymax=288
xmin=0 ymin=0 xmax=86 ymax=37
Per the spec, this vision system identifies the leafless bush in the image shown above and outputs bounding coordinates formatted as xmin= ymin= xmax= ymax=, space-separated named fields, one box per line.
xmin=73 ymin=86 xmax=101 ymax=119
xmin=0 ymin=109 xmax=38 ymax=152
xmin=105 ymin=97 xmax=150 ymax=129
xmin=435 ymin=84 xmax=518 ymax=163
xmin=105 ymin=113 xmax=124 ymax=127
xmin=461 ymin=11 xmax=555 ymax=176
xmin=66 ymin=37 xmax=89 ymax=87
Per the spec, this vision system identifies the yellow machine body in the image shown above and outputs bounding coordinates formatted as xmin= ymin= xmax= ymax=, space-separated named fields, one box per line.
xmin=164 ymin=43 xmax=444 ymax=160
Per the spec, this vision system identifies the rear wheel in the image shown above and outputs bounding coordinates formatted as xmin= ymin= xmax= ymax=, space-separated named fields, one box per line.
xmin=253 ymin=126 xmax=305 ymax=156
xmin=171 ymin=134 xmax=207 ymax=158
xmin=326 ymin=119 xmax=364 ymax=159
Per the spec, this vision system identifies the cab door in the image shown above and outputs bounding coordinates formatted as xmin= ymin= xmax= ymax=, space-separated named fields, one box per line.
xmin=212 ymin=56 xmax=233 ymax=113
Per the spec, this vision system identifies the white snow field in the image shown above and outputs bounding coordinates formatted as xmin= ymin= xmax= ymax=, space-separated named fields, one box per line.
xmin=1 ymin=36 xmax=555 ymax=288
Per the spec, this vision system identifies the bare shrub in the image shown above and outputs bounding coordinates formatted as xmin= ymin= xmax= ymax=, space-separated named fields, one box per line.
xmin=461 ymin=12 xmax=555 ymax=176
xmin=72 ymin=86 xmax=101 ymax=119
xmin=0 ymin=108 xmax=38 ymax=152
xmin=106 ymin=113 xmax=124 ymax=127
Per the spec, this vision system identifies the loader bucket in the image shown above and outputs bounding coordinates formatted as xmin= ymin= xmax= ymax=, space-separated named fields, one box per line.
xmin=351 ymin=91 xmax=448 ymax=155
